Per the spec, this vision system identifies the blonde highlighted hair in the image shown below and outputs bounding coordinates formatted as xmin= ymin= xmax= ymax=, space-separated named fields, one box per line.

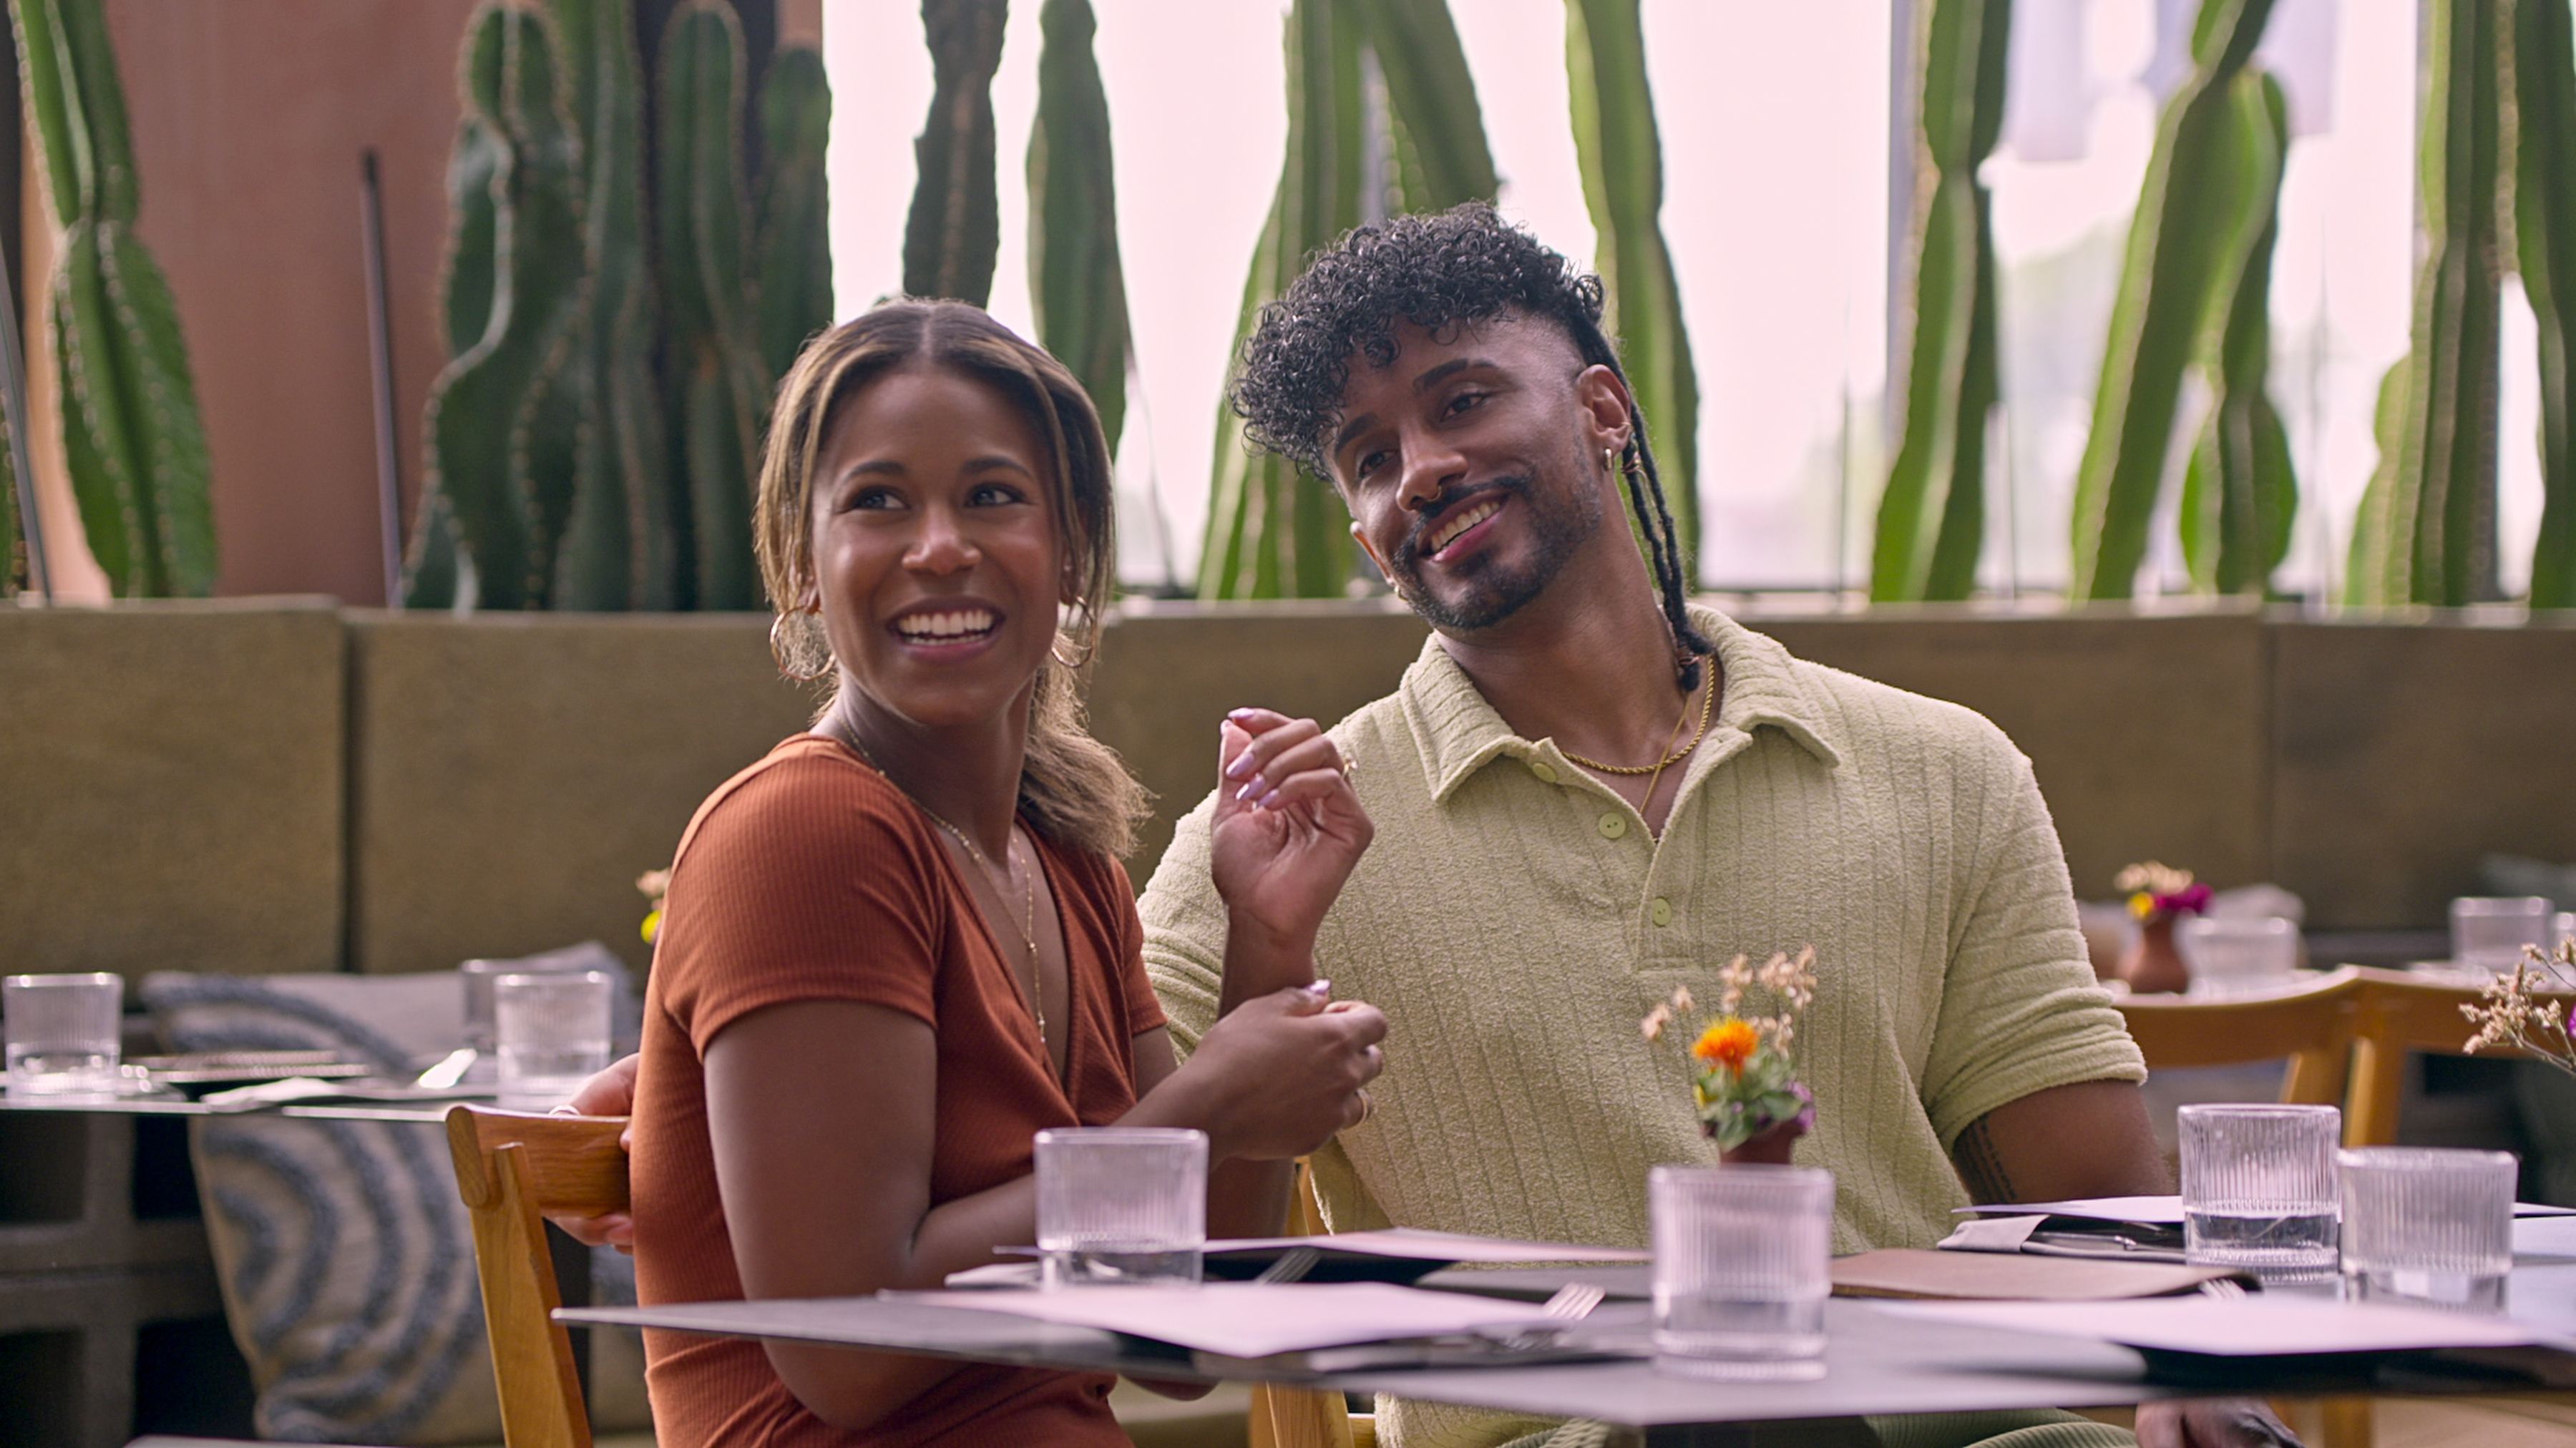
xmin=754 ymin=299 xmax=1147 ymax=859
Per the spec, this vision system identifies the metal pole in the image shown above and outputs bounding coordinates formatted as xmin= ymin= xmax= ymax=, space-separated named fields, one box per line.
xmin=361 ymin=149 xmax=404 ymax=606
xmin=0 ymin=222 xmax=51 ymax=602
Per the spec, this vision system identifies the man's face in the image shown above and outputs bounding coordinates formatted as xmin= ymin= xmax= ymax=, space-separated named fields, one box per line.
xmin=1324 ymin=314 xmax=1619 ymax=633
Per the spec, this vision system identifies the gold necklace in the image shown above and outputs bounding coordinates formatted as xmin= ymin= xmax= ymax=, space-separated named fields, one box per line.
xmin=841 ymin=738 xmax=1048 ymax=1049
xmin=1561 ymin=660 xmax=1714 ymax=776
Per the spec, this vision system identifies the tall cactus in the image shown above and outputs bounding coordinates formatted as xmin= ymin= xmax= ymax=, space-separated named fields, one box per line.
xmin=657 ymin=0 xmax=769 ymax=610
xmin=2517 ymin=0 xmax=2576 ymax=610
xmin=1873 ymin=0 xmax=2006 ymax=602
xmin=1201 ymin=0 xmax=1497 ymax=600
xmin=547 ymin=0 xmax=676 ymax=610
xmin=2068 ymin=0 xmax=2281 ymax=600
xmin=410 ymin=3 xmax=585 ymax=611
xmin=1028 ymin=0 xmax=1131 ymax=451
xmin=2177 ymin=72 xmax=2296 ymax=597
xmin=904 ymin=0 xmax=1008 ymax=306
xmin=2346 ymin=0 xmax=2503 ymax=607
xmin=754 ymin=45 xmax=834 ymax=386
xmin=11 ymin=0 xmax=216 ymax=597
xmin=1567 ymin=0 xmax=1699 ymax=580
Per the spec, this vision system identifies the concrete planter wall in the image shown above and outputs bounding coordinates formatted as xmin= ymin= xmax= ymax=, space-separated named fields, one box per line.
xmin=4 ymin=599 xmax=2572 ymax=984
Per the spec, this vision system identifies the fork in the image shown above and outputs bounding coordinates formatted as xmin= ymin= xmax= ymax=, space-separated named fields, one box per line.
xmin=1493 ymin=1280 xmax=1608 ymax=1351
xmin=2198 ymin=1276 xmax=2250 ymax=1300
xmin=1253 ymin=1246 xmax=1322 ymax=1285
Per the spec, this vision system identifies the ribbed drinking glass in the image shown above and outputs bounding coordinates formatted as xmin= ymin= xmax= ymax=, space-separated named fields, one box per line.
xmin=2452 ymin=896 xmax=2556 ymax=974
xmin=2338 ymin=1147 xmax=2515 ymax=1311
xmin=2178 ymin=1103 xmax=2340 ymax=1276
xmin=492 ymin=970 xmax=613 ymax=1110
xmin=1649 ymin=1164 xmax=1833 ymax=1381
xmin=1034 ymin=1127 xmax=1206 ymax=1288
xmin=4 ymin=973 xmax=122 ymax=1096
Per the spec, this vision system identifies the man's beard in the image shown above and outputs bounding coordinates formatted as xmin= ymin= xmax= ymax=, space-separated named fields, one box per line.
xmin=1387 ymin=469 xmax=1604 ymax=632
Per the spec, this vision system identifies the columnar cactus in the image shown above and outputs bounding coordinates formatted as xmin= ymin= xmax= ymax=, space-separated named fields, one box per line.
xmin=904 ymin=0 xmax=1008 ymax=308
xmin=656 ymin=0 xmax=769 ymax=611
xmin=2516 ymin=0 xmax=2576 ymax=610
xmin=10 ymin=0 xmax=216 ymax=597
xmin=411 ymin=3 xmax=585 ymax=611
xmin=1028 ymin=0 xmax=1129 ymax=451
xmin=756 ymin=44 xmax=833 ymax=387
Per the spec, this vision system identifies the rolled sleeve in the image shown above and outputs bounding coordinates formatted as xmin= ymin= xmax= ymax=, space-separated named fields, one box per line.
xmin=1921 ymin=747 xmax=2146 ymax=1149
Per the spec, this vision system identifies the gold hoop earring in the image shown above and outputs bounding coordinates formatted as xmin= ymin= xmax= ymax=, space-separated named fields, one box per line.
xmin=770 ymin=612 xmax=833 ymax=683
xmin=1050 ymin=631 xmax=1096 ymax=670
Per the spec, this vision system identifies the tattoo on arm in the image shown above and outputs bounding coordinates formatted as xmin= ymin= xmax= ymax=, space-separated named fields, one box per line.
xmin=1954 ymin=1114 xmax=2016 ymax=1204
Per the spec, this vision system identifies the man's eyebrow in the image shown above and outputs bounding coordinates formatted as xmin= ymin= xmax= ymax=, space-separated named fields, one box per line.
xmin=1328 ymin=358 xmax=1498 ymax=457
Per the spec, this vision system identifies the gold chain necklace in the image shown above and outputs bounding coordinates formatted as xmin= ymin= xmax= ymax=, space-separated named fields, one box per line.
xmin=842 ymin=739 xmax=1047 ymax=1050
xmin=1561 ymin=660 xmax=1714 ymax=776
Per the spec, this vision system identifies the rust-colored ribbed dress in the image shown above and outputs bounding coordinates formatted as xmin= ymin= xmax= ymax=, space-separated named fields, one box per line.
xmin=633 ymin=735 xmax=1164 ymax=1447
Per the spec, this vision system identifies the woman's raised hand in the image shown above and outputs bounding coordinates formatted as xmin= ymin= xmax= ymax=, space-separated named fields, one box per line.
xmin=1208 ymin=709 xmax=1372 ymax=954
xmin=1176 ymin=983 xmax=1387 ymax=1161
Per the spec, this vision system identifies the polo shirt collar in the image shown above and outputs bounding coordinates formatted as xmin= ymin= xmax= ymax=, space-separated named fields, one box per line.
xmin=1400 ymin=605 xmax=1846 ymax=803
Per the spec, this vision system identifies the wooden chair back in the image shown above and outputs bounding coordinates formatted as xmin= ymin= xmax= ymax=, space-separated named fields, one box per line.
xmin=2343 ymin=971 xmax=2537 ymax=1148
xmin=445 ymin=1105 xmax=630 ymax=1448
xmin=2114 ymin=967 xmax=2363 ymax=1107
xmin=1247 ymin=1160 xmax=1373 ymax=1448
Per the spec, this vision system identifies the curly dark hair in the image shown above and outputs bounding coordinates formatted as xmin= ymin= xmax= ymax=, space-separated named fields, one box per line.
xmin=1230 ymin=202 xmax=1711 ymax=688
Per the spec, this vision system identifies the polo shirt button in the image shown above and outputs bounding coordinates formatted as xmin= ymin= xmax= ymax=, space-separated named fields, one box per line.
xmin=1529 ymin=760 xmax=1558 ymax=784
xmin=1650 ymin=898 xmax=1673 ymax=927
xmin=1599 ymin=813 xmax=1627 ymax=840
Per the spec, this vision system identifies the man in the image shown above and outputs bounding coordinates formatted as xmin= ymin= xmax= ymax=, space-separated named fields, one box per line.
xmin=1141 ymin=205 xmax=2291 ymax=1448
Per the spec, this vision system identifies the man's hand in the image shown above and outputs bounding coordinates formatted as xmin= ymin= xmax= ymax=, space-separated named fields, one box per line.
xmin=2135 ymin=1398 xmax=2303 ymax=1448
xmin=548 ymin=1053 xmax=640 ymax=1252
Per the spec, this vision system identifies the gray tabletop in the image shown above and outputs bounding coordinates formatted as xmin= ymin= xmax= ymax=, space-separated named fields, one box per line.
xmin=563 ymin=1218 xmax=2576 ymax=1439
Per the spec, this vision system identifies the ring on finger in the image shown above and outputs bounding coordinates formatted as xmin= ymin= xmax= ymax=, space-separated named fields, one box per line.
xmin=1352 ymin=1087 xmax=1374 ymax=1126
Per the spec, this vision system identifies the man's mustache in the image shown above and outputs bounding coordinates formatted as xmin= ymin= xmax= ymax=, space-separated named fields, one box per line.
xmin=1394 ymin=476 xmax=1528 ymax=568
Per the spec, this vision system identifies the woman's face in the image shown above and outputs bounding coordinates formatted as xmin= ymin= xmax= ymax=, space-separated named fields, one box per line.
xmin=806 ymin=363 xmax=1065 ymax=735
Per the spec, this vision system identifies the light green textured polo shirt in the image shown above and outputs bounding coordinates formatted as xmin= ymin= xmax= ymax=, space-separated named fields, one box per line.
xmin=1141 ymin=607 xmax=2144 ymax=1263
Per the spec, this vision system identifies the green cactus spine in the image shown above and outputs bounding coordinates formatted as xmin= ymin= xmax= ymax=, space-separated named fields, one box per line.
xmin=2346 ymin=0 xmax=2504 ymax=606
xmin=2068 ymin=0 xmax=2282 ymax=600
xmin=11 ymin=0 xmax=216 ymax=597
xmin=1873 ymin=0 xmax=2006 ymax=602
xmin=657 ymin=0 xmax=769 ymax=610
xmin=905 ymin=0 xmax=1008 ymax=306
xmin=755 ymin=45 xmax=833 ymax=387
xmin=2516 ymin=0 xmax=2576 ymax=609
xmin=547 ymin=0 xmax=675 ymax=610
xmin=1568 ymin=0 xmax=1699 ymax=581
xmin=1028 ymin=0 xmax=1130 ymax=451
xmin=2176 ymin=71 xmax=2296 ymax=597
xmin=411 ymin=3 xmax=585 ymax=611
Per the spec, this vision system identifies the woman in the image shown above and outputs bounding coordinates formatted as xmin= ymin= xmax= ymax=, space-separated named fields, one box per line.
xmin=629 ymin=300 xmax=1385 ymax=1445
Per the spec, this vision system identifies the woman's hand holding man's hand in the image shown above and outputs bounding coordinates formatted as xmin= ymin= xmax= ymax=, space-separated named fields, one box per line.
xmin=1179 ymin=982 xmax=1386 ymax=1161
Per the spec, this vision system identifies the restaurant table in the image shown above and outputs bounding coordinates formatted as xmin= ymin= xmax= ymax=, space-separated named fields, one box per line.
xmin=0 ymin=1087 xmax=479 ymax=1123
xmin=560 ymin=1217 xmax=2576 ymax=1447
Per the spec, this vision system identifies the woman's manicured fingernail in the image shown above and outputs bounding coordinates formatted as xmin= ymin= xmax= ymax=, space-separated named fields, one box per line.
xmin=1224 ymin=752 xmax=1256 ymax=779
xmin=1259 ymin=789 xmax=1284 ymax=810
xmin=1235 ymin=779 xmax=1264 ymax=803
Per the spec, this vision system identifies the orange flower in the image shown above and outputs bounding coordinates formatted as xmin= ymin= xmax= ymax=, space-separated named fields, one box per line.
xmin=1692 ymin=1017 xmax=1760 ymax=1074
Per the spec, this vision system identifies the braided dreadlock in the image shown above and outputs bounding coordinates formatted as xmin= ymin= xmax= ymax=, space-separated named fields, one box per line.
xmin=1230 ymin=202 xmax=1713 ymax=690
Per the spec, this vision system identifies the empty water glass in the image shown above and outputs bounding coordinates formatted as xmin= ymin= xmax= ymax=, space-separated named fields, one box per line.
xmin=1649 ymin=1164 xmax=1833 ymax=1381
xmin=2179 ymin=1103 xmax=2340 ymax=1276
xmin=493 ymin=970 xmax=613 ymax=1110
xmin=2452 ymin=897 xmax=2557 ymax=974
xmin=3 ymin=973 xmax=123 ymax=1096
xmin=1034 ymin=1127 xmax=1206 ymax=1287
xmin=2180 ymin=916 xmax=2301 ymax=996
xmin=2338 ymin=1147 xmax=2515 ymax=1311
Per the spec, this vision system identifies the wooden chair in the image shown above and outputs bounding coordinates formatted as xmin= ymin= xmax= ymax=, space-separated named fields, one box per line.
xmin=2342 ymin=969 xmax=2535 ymax=1148
xmin=1247 ymin=1159 xmax=1375 ymax=1448
xmin=2114 ymin=967 xmax=2363 ymax=1108
xmin=445 ymin=1105 xmax=630 ymax=1448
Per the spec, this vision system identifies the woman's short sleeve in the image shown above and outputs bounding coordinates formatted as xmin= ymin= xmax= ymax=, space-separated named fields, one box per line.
xmin=653 ymin=748 xmax=949 ymax=1055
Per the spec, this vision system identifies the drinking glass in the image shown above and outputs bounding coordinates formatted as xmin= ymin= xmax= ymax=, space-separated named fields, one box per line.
xmin=1649 ymin=1164 xmax=1833 ymax=1381
xmin=2338 ymin=1147 xmax=2515 ymax=1311
xmin=1034 ymin=1127 xmax=1206 ymax=1287
xmin=2179 ymin=916 xmax=2301 ymax=997
xmin=493 ymin=971 xmax=613 ymax=1110
xmin=2451 ymin=897 xmax=2557 ymax=974
xmin=2178 ymin=1103 xmax=2340 ymax=1276
xmin=3 ymin=973 xmax=123 ymax=1096
xmin=463 ymin=953 xmax=608 ymax=1085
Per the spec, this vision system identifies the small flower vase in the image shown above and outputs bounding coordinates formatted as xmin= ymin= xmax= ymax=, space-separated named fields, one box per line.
xmin=2120 ymin=914 xmax=2191 ymax=995
xmin=1719 ymin=1117 xmax=1805 ymax=1165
